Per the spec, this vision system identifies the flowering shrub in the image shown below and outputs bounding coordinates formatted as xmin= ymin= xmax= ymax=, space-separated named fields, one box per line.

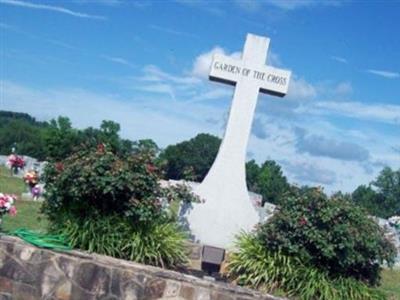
xmin=228 ymin=233 xmax=387 ymax=300
xmin=42 ymin=145 xmax=202 ymax=267
xmin=257 ymin=189 xmax=396 ymax=285
xmin=42 ymin=146 xmax=193 ymax=267
xmin=43 ymin=146 xmax=199 ymax=224
xmin=0 ymin=193 xmax=17 ymax=220
xmin=42 ymin=147 xmax=163 ymax=224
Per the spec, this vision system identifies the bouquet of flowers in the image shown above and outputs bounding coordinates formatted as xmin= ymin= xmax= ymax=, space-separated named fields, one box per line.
xmin=0 ymin=193 xmax=17 ymax=224
xmin=7 ymin=154 xmax=25 ymax=173
xmin=31 ymin=185 xmax=41 ymax=201
xmin=24 ymin=170 xmax=39 ymax=187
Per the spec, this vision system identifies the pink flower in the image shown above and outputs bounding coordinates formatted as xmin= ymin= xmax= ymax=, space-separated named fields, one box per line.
xmin=9 ymin=206 xmax=17 ymax=216
xmin=146 ymin=164 xmax=157 ymax=173
xmin=55 ymin=162 xmax=64 ymax=172
xmin=97 ymin=143 xmax=105 ymax=153
xmin=298 ymin=216 xmax=308 ymax=226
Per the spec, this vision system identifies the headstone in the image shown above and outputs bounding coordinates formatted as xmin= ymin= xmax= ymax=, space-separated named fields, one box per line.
xmin=185 ymin=33 xmax=291 ymax=248
xmin=377 ymin=217 xmax=400 ymax=268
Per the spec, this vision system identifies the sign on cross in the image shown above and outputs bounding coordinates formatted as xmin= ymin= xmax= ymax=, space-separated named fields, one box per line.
xmin=186 ymin=33 xmax=291 ymax=248
xmin=210 ymin=37 xmax=290 ymax=96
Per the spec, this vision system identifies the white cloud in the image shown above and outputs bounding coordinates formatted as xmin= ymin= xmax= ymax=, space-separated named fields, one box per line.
xmin=272 ymin=0 xmax=341 ymax=10
xmin=309 ymin=101 xmax=400 ymax=125
xmin=287 ymin=76 xmax=317 ymax=99
xmin=174 ymin=0 xmax=225 ymax=16
xmin=331 ymin=56 xmax=348 ymax=64
xmin=334 ymin=81 xmax=352 ymax=95
xmin=233 ymin=0 xmax=261 ymax=12
xmin=191 ymin=47 xmax=241 ymax=79
xmin=74 ymin=0 xmax=122 ymax=6
xmin=143 ymin=65 xmax=201 ymax=85
xmin=237 ymin=0 xmax=341 ymax=11
xmin=294 ymin=127 xmax=370 ymax=162
xmin=188 ymin=88 xmax=232 ymax=103
xmin=282 ymin=160 xmax=337 ymax=185
xmin=133 ymin=83 xmax=175 ymax=96
xmin=0 ymin=22 xmax=15 ymax=30
xmin=100 ymin=55 xmax=136 ymax=68
xmin=266 ymin=51 xmax=282 ymax=67
xmin=0 ymin=0 xmax=106 ymax=20
xmin=246 ymin=120 xmax=378 ymax=193
xmin=366 ymin=69 xmax=399 ymax=79
xmin=149 ymin=25 xmax=199 ymax=39
xmin=191 ymin=45 xmax=281 ymax=80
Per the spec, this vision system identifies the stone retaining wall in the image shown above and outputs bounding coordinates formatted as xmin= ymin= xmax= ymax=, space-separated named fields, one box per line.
xmin=0 ymin=236 xmax=283 ymax=300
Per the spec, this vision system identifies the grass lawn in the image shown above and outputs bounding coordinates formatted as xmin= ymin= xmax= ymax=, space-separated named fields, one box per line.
xmin=2 ymin=200 xmax=48 ymax=233
xmin=0 ymin=165 xmax=25 ymax=195
xmin=380 ymin=268 xmax=400 ymax=300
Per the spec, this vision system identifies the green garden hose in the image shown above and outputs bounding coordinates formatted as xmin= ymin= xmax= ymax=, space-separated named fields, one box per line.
xmin=11 ymin=228 xmax=71 ymax=251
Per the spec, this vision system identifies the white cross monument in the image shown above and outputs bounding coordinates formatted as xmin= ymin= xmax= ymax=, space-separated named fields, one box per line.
xmin=186 ymin=33 xmax=291 ymax=249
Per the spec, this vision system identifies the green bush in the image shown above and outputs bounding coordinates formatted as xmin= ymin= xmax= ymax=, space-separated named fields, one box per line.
xmin=42 ymin=146 xmax=195 ymax=268
xmin=257 ymin=189 xmax=396 ymax=285
xmin=42 ymin=147 xmax=163 ymax=224
xmin=228 ymin=233 xmax=387 ymax=300
xmin=54 ymin=214 xmax=188 ymax=268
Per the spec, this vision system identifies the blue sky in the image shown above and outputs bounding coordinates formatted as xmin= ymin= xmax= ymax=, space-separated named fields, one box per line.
xmin=1 ymin=0 xmax=399 ymax=193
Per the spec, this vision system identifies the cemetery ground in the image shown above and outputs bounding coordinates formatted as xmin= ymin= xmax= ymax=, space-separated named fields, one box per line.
xmin=0 ymin=165 xmax=399 ymax=299
xmin=0 ymin=166 xmax=48 ymax=232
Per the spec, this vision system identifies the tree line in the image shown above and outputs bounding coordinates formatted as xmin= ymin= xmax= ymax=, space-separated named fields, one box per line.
xmin=1 ymin=110 xmax=398 ymax=218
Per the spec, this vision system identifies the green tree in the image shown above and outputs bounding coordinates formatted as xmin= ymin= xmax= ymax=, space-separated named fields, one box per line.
xmin=79 ymin=126 xmax=102 ymax=147
xmin=0 ymin=112 xmax=136 ymax=161
xmin=330 ymin=190 xmax=352 ymax=201
xmin=352 ymin=167 xmax=400 ymax=218
xmin=372 ymin=167 xmax=400 ymax=218
xmin=0 ymin=111 xmax=48 ymax=159
xmin=160 ymin=133 xmax=221 ymax=181
xmin=43 ymin=117 xmax=80 ymax=161
xmin=78 ymin=121 xmax=132 ymax=157
xmin=133 ymin=139 xmax=159 ymax=157
xmin=352 ymin=185 xmax=380 ymax=215
xmin=0 ymin=119 xmax=46 ymax=159
xmin=99 ymin=120 xmax=121 ymax=151
xmin=246 ymin=160 xmax=290 ymax=205
xmin=258 ymin=160 xmax=290 ymax=205
xmin=245 ymin=159 xmax=260 ymax=192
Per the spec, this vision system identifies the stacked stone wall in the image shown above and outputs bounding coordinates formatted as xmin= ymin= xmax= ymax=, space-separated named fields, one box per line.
xmin=0 ymin=236 xmax=283 ymax=300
